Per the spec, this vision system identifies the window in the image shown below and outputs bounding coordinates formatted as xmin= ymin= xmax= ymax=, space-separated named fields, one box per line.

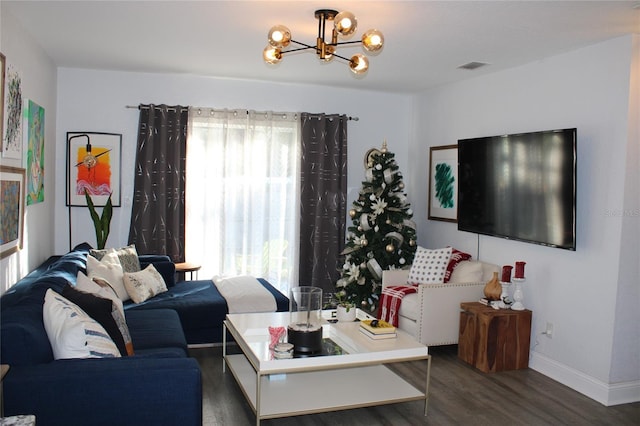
xmin=186 ymin=109 xmax=299 ymax=295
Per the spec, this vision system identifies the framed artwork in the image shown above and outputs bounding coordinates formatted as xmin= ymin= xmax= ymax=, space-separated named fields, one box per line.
xmin=428 ymin=144 xmax=458 ymax=222
xmin=66 ymin=132 xmax=122 ymax=207
xmin=2 ymin=62 xmax=22 ymax=159
xmin=25 ymin=100 xmax=45 ymax=205
xmin=0 ymin=166 xmax=26 ymax=259
xmin=0 ymin=52 xmax=5 ymax=147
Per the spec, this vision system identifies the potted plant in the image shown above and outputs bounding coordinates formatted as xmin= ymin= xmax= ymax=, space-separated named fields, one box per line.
xmin=333 ymin=291 xmax=357 ymax=322
xmin=85 ymin=190 xmax=113 ymax=250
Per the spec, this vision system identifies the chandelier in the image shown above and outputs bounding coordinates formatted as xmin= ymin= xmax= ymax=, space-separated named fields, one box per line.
xmin=263 ymin=9 xmax=384 ymax=75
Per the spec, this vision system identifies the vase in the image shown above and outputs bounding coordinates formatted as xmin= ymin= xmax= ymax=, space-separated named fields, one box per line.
xmin=483 ymin=271 xmax=502 ymax=301
xmin=336 ymin=305 xmax=356 ymax=322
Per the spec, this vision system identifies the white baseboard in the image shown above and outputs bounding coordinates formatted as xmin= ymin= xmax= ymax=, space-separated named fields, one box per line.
xmin=529 ymin=351 xmax=640 ymax=406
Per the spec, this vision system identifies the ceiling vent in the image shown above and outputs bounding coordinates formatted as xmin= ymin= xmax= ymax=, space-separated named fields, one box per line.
xmin=457 ymin=61 xmax=489 ymax=70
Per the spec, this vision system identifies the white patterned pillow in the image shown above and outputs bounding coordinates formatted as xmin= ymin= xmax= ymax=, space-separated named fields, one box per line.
xmin=87 ymin=252 xmax=129 ymax=301
xmin=123 ymin=264 xmax=168 ymax=304
xmin=76 ymin=271 xmax=124 ymax=316
xmin=90 ymin=245 xmax=141 ymax=273
xmin=407 ymin=246 xmax=453 ymax=284
xmin=43 ymin=289 xmax=120 ymax=360
xmin=75 ymin=272 xmax=134 ymax=356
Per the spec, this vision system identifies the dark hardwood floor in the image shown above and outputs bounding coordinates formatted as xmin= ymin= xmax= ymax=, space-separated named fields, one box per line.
xmin=189 ymin=345 xmax=639 ymax=425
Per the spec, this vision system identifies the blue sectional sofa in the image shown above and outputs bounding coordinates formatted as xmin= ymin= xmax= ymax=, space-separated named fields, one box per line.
xmin=129 ymin=255 xmax=290 ymax=345
xmin=0 ymin=242 xmax=289 ymax=425
xmin=0 ymin=244 xmax=202 ymax=425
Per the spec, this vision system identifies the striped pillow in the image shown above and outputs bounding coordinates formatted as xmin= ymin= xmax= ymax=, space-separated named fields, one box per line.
xmin=43 ymin=289 xmax=121 ymax=360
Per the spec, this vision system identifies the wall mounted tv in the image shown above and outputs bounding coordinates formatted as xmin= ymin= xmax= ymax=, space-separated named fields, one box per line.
xmin=457 ymin=128 xmax=577 ymax=250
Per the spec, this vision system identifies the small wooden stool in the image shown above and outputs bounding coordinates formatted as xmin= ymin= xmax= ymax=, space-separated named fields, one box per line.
xmin=175 ymin=262 xmax=201 ymax=280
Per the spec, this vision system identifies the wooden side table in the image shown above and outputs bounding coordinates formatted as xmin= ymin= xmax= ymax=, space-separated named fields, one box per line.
xmin=458 ymin=302 xmax=532 ymax=373
xmin=174 ymin=262 xmax=201 ymax=280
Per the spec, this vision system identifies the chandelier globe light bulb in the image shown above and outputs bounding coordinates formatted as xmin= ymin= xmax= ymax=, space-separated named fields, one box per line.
xmin=263 ymin=46 xmax=282 ymax=64
xmin=362 ymin=29 xmax=384 ymax=52
xmin=349 ymin=54 xmax=369 ymax=74
xmin=268 ymin=25 xmax=291 ymax=48
xmin=334 ymin=11 xmax=357 ymax=36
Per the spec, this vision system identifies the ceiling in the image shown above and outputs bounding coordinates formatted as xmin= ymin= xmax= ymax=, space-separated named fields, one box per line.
xmin=4 ymin=1 xmax=639 ymax=94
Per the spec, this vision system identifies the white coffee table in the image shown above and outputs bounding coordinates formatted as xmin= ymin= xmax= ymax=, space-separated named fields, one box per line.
xmin=223 ymin=310 xmax=431 ymax=425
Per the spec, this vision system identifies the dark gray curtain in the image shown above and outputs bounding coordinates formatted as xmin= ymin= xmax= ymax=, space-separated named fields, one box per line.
xmin=298 ymin=113 xmax=348 ymax=295
xmin=128 ymin=104 xmax=188 ymax=261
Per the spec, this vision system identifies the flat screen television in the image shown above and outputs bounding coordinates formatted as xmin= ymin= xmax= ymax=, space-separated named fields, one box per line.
xmin=457 ymin=128 xmax=577 ymax=250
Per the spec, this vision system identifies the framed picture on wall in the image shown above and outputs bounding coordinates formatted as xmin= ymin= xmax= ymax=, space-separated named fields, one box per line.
xmin=66 ymin=132 xmax=122 ymax=207
xmin=428 ymin=144 xmax=458 ymax=222
xmin=0 ymin=166 xmax=26 ymax=259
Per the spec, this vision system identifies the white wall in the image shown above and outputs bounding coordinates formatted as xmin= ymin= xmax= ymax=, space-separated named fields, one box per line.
xmin=55 ymin=69 xmax=412 ymax=254
xmin=0 ymin=7 xmax=57 ymax=291
xmin=409 ymin=35 xmax=639 ymax=405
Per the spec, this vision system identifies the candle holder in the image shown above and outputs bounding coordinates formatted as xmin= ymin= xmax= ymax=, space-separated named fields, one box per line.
xmin=511 ymin=278 xmax=525 ymax=310
xmin=497 ymin=281 xmax=512 ymax=309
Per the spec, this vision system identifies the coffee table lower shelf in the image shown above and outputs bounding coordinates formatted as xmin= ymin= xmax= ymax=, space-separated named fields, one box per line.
xmin=225 ymin=353 xmax=427 ymax=422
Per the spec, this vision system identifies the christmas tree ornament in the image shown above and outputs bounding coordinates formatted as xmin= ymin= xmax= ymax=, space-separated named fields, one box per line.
xmin=386 ymin=219 xmax=391 ymax=224
xmin=399 ymin=182 xmax=404 ymax=189
xmin=399 ymin=257 xmax=406 ymax=265
xmin=349 ymin=209 xmax=356 ymax=218
xmin=386 ymin=244 xmax=394 ymax=252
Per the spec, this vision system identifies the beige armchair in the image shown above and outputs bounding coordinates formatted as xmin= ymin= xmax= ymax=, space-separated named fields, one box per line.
xmin=381 ymin=260 xmax=499 ymax=346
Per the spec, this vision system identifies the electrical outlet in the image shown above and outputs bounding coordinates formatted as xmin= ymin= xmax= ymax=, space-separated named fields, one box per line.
xmin=544 ymin=322 xmax=554 ymax=338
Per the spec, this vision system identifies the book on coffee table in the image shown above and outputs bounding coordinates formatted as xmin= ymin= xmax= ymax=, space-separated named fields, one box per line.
xmin=359 ymin=319 xmax=396 ymax=336
xmin=359 ymin=326 xmax=397 ymax=340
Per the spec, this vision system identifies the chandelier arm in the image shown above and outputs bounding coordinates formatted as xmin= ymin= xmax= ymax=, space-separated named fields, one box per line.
xmin=329 ymin=40 xmax=363 ymax=47
xmin=327 ymin=52 xmax=355 ymax=63
xmin=290 ymin=39 xmax=316 ymax=49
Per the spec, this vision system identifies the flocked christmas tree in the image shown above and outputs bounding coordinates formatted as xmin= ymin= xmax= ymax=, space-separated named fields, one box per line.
xmin=336 ymin=141 xmax=417 ymax=312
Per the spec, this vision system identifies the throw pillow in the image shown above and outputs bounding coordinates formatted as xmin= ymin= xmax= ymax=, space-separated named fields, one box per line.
xmin=72 ymin=273 xmax=134 ymax=356
xmin=407 ymin=246 xmax=452 ymax=284
xmin=61 ymin=284 xmax=133 ymax=356
xmin=444 ymin=248 xmax=472 ymax=283
xmin=123 ymin=264 xmax=168 ymax=304
xmin=42 ymin=289 xmax=120 ymax=359
xmin=76 ymin=271 xmax=124 ymax=316
xmin=90 ymin=244 xmax=141 ymax=273
xmin=86 ymin=252 xmax=129 ymax=301
xmin=449 ymin=261 xmax=484 ymax=283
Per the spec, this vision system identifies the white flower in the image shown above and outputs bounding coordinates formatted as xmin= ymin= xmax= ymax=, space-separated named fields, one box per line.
xmin=346 ymin=263 xmax=361 ymax=283
xmin=372 ymin=197 xmax=388 ymax=215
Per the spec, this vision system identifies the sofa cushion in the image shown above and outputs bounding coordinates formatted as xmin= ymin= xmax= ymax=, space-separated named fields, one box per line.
xmin=43 ymin=289 xmax=121 ymax=359
xmin=90 ymin=244 xmax=141 ymax=273
xmin=123 ymin=264 xmax=168 ymax=303
xmin=87 ymin=252 xmax=129 ymax=301
xmin=408 ymin=246 xmax=452 ymax=284
xmin=61 ymin=284 xmax=133 ymax=356
xmin=450 ymin=260 xmax=484 ymax=282
xmin=397 ymin=293 xmax=420 ymax=321
xmin=444 ymin=248 xmax=472 ymax=283
xmin=125 ymin=309 xmax=187 ymax=356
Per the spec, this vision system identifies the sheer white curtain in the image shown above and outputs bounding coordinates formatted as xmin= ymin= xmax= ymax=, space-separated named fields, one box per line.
xmin=186 ymin=108 xmax=300 ymax=295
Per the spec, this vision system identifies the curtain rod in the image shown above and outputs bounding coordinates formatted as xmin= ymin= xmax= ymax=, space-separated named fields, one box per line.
xmin=125 ymin=105 xmax=359 ymax=121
